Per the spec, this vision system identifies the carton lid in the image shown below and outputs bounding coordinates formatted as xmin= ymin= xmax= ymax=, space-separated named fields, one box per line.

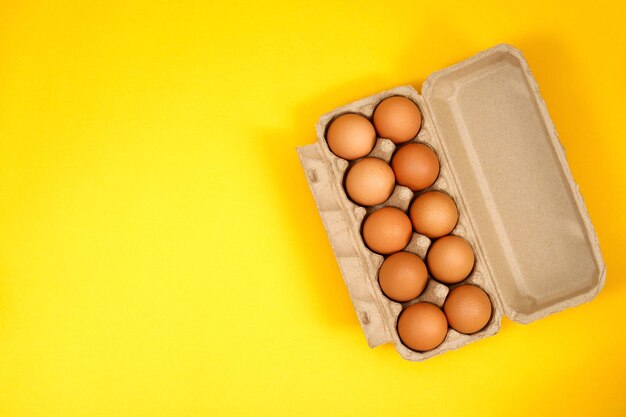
xmin=421 ymin=44 xmax=606 ymax=323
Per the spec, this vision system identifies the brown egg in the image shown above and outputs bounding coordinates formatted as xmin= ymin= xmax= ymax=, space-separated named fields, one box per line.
xmin=362 ymin=207 xmax=412 ymax=255
xmin=326 ymin=113 xmax=376 ymax=160
xmin=397 ymin=303 xmax=448 ymax=351
xmin=373 ymin=96 xmax=422 ymax=144
xmin=427 ymin=235 xmax=475 ymax=284
xmin=345 ymin=158 xmax=395 ymax=206
xmin=410 ymin=191 xmax=459 ymax=238
xmin=378 ymin=252 xmax=428 ymax=302
xmin=444 ymin=285 xmax=492 ymax=334
xmin=391 ymin=143 xmax=439 ymax=191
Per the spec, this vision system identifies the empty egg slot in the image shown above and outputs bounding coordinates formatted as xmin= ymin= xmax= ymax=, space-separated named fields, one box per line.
xmin=402 ymin=279 xmax=449 ymax=308
xmin=404 ymin=232 xmax=431 ymax=259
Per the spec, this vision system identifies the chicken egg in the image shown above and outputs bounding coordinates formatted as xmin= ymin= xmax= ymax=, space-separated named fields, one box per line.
xmin=373 ymin=96 xmax=422 ymax=144
xmin=444 ymin=284 xmax=492 ymax=334
xmin=345 ymin=158 xmax=395 ymax=206
xmin=362 ymin=207 xmax=412 ymax=255
xmin=326 ymin=113 xmax=376 ymax=160
xmin=378 ymin=252 xmax=428 ymax=302
xmin=391 ymin=143 xmax=439 ymax=191
xmin=410 ymin=191 xmax=459 ymax=238
xmin=427 ymin=235 xmax=475 ymax=284
xmin=397 ymin=302 xmax=448 ymax=351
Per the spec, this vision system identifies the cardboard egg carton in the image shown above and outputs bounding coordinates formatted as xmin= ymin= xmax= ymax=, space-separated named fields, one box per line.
xmin=297 ymin=44 xmax=606 ymax=361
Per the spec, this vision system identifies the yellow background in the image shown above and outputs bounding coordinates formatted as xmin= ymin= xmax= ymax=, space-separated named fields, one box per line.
xmin=0 ymin=1 xmax=624 ymax=416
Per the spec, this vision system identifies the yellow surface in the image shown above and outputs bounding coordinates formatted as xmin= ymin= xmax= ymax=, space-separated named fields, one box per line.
xmin=0 ymin=1 xmax=624 ymax=416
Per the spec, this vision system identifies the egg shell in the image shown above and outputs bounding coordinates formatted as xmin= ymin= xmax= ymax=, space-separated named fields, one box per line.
xmin=373 ymin=96 xmax=422 ymax=144
xmin=362 ymin=207 xmax=412 ymax=255
xmin=391 ymin=143 xmax=440 ymax=191
xmin=444 ymin=285 xmax=493 ymax=334
xmin=427 ymin=235 xmax=475 ymax=284
xmin=378 ymin=252 xmax=428 ymax=302
xmin=326 ymin=113 xmax=376 ymax=160
xmin=410 ymin=191 xmax=459 ymax=238
xmin=397 ymin=303 xmax=448 ymax=352
xmin=345 ymin=158 xmax=395 ymax=206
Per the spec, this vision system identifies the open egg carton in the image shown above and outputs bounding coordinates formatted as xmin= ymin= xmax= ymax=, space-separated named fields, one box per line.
xmin=297 ymin=44 xmax=605 ymax=361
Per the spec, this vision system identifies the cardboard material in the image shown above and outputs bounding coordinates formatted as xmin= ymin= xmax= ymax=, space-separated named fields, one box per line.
xmin=297 ymin=44 xmax=606 ymax=361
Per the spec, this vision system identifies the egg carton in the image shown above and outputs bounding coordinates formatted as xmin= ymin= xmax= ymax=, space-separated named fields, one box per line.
xmin=297 ymin=44 xmax=606 ymax=361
